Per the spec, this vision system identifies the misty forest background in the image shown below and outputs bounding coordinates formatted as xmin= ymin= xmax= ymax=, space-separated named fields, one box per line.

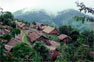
xmin=14 ymin=9 xmax=93 ymax=31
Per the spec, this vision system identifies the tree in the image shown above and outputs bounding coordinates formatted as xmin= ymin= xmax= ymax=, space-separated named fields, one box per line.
xmin=73 ymin=45 xmax=93 ymax=62
xmin=12 ymin=42 xmax=42 ymax=62
xmin=0 ymin=42 xmax=6 ymax=61
xmin=58 ymin=25 xmax=73 ymax=35
xmin=0 ymin=42 xmax=15 ymax=62
xmin=70 ymin=30 xmax=80 ymax=41
xmin=75 ymin=1 xmax=94 ymax=23
xmin=0 ymin=11 xmax=14 ymax=25
xmin=32 ymin=21 xmax=36 ymax=25
xmin=0 ymin=34 xmax=12 ymax=42
xmin=33 ymin=41 xmax=49 ymax=60
xmin=10 ymin=28 xmax=21 ymax=38
xmin=37 ymin=26 xmax=41 ymax=31
xmin=80 ymin=30 xmax=94 ymax=48
xmin=56 ymin=44 xmax=75 ymax=62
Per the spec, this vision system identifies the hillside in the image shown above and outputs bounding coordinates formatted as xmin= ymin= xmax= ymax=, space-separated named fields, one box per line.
xmin=14 ymin=9 xmax=93 ymax=31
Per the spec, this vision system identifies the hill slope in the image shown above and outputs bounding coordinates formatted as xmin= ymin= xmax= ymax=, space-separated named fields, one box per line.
xmin=13 ymin=9 xmax=93 ymax=31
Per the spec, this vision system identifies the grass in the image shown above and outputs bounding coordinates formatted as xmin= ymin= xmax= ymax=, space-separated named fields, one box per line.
xmin=43 ymin=33 xmax=58 ymax=41
xmin=24 ymin=34 xmax=31 ymax=45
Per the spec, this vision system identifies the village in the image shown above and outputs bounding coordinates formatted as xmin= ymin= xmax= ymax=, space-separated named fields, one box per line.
xmin=0 ymin=0 xmax=94 ymax=61
xmin=0 ymin=20 xmax=73 ymax=60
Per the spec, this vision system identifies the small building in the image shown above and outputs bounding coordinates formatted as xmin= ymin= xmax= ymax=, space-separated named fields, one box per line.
xmin=15 ymin=21 xmax=29 ymax=30
xmin=29 ymin=23 xmax=45 ymax=30
xmin=28 ymin=31 xmax=51 ymax=46
xmin=5 ymin=45 xmax=13 ymax=52
xmin=7 ymin=38 xmax=22 ymax=46
xmin=0 ymin=29 xmax=9 ymax=34
xmin=41 ymin=26 xmax=47 ymax=30
xmin=49 ymin=49 xmax=61 ymax=61
xmin=5 ymin=38 xmax=22 ymax=52
xmin=58 ymin=34 xmax=72 ymax=43
xmin=43 ymin=26 xmax=59 ymax=35
xmin=29 ymin=24 xmax=36 ymax=29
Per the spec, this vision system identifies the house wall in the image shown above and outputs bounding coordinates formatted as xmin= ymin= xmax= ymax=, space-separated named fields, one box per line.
xmin=62 ymin=37 xmax=72 ymax=43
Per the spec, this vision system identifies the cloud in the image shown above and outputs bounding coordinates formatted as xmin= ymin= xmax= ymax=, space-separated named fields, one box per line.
xmin=0 ymin=0 xmax=94 ymax=14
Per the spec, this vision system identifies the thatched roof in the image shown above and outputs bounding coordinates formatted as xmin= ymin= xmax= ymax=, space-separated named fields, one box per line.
xmin=7 ymin=38 xmax=22 ymax=46
xmin=0 ymin=29 xmax=9 ymax=34
xmin=28 ymin=31 xmax=42 ymax=43
xmin=43 ymin=26 xmax=55 ymax=34
xmin=15 ymin=21 xmax=25 ymax=28
xmin=58 ymin=34 xmax=72 ymax=40
xmin=5 ymin=45 xmax=13 ymax=52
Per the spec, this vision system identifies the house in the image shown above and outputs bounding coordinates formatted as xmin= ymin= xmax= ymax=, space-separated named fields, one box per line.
xmin=28 ymin=31 xmax=51 ymax=46
xmin=43 ymin=26 xmax=59 ymax=35
xmin=29 ymin=24 xmax=36 ymax=29
xmin=58 ymin=34 xmax=72 ymax=43
xmin=29 ymin=23 xmax=45 ymax=30
xmin=7 ymin=38 xmax=22 ymax=46
xmin=5 ymin=38 xmax=22 ymax=52
xmin=2 ymin=25 xmax=9 ymax=29
xmin=15 ymin=21 xmax=29 ymax=30
xmin=5 ymin=45 xmax=13 ymax=52
xmin=49 ymin=49 xmax=61 ymax=61
xmin=41 ymin=26 xmax=47 ymax=30
xmin=0 ymin=29 xmax=9 ymax=34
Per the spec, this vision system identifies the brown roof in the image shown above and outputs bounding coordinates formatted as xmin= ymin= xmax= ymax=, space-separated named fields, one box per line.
xmin=0 ymin=30 xmax=9 ymax=34
xmin=29 ymin=24 xmax=36 ymax=28
xmin=58 ymin=34 xmax=71 ymax=40
xmin=43 ymin=26 xmax=55 ymax=34
xmin=41 ymin=26 xmax=47 ymax=29
xmin=7 ymin=38 xmax=22 ymax=46
xmin=15 ymin=21 xmax=25 ymax=28
xmin=28 ymin=31 xmax=42 ymax=43
xmin=5 ymin=45 xmax=13 ymax=52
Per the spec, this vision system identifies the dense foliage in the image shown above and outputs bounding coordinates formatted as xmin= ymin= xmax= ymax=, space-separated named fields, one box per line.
xmin=33 ymin=41 xmax=50 ymax=61
xmin=12 ymin=42 xmax=42 ymax=62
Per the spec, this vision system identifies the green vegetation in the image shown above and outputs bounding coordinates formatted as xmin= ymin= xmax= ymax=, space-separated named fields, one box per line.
xmin=43 ymin=33 xmax=58 ymax=41
xmin=0 ymin=34 xmax=12 ymax=42
xmin=10 ymin=28 xmax=21 ymax=38
xmin=32 ymin=21 xmax=36 ymax=25
xmin=0 ymin=11 xmax=16 ymax=28
xmin=12 ymin=42 xmax=42 ymax=62
xmin=58 ymin=25 xmax=80 ymax=41
xmin=33 ymin=41 xmax=50 ymax=61
xmin=0 ymin=6 xmax=94 ymax=62
xmin=24 ymin=34 xmax=31 ymax=44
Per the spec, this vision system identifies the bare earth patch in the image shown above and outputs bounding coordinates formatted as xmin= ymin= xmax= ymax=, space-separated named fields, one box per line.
xmin=46 ymin=40 xmax=60 ymax=50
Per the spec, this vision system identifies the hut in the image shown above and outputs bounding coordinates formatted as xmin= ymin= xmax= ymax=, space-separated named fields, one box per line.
xmin=28 ymin=31 xmax=51 ymax=46
xmin=43 ymin=26 xmax=59 ymax=35
xmin=58 ymin=34 xmax=72 ymax=43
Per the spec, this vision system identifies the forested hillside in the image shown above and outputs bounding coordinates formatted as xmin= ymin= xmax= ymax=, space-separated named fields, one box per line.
xmin=14 ymin=9 xmax=93 ymax=31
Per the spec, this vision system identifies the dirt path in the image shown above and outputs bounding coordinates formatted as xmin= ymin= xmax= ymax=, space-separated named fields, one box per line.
xmin=46 ymin=40 xmax=60 ymax=50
